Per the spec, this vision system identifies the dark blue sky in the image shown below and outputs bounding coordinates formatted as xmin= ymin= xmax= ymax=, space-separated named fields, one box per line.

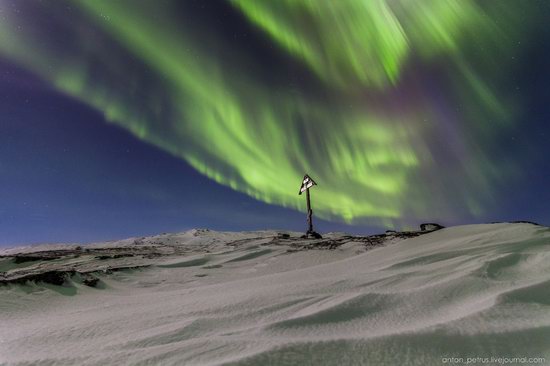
xmin=0 ymin=1 xmax=549 ymax=247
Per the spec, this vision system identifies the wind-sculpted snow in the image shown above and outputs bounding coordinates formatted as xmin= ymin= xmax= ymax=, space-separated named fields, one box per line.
xmin=1 ymin=224 xmax=549 ymax=365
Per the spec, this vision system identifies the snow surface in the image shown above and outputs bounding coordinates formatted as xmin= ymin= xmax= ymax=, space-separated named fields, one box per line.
xmin=1 ymin=223 xmax=550 ymax=365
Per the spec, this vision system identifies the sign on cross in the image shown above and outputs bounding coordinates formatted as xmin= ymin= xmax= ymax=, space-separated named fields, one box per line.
xmin=299 ymin=174 xmax=316 ymax=195
xmin=298 ymin=174 xmax=322 ymax=239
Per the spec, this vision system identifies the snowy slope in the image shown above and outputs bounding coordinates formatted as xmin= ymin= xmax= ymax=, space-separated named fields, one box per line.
xmin=1 ymin=223 xmax=549 ymax=365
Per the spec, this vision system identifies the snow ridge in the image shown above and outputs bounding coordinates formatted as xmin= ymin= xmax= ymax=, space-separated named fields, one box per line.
xmin=1 ymin=223 xmax=549 ymax=365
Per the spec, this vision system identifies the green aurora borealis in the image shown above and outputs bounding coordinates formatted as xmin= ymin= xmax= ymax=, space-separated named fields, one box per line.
xmin=0 ymin=0 xmax=538 ymax=228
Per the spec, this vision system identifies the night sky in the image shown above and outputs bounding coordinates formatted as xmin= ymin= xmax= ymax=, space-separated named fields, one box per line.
xmin=0 ymin=0 xmax=549 ymax=247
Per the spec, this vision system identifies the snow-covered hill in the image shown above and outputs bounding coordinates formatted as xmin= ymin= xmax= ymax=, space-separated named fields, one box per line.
xmin=1 ymin=223 xmax=549 ymax=365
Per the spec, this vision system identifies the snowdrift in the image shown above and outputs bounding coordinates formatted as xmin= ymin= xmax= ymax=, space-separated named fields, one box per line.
xmin=1 ymin=223 xmax=549 ymax=365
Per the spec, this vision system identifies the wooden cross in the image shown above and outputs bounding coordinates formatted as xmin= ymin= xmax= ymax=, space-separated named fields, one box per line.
xmin=299 ymin=174 xmax=321 ymax=238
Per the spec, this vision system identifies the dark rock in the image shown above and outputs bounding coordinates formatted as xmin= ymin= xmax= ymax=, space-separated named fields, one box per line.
xmin=112 ymin=254 xmax=133 ymax=259
xmin=420 ymin=223 xmax=445 ymax=232
xmin=81 ymin=274 xmax=100 ymax=287
xmin=42 ymin=271 xmax=72 ymax=285
xmin=303 ymin=231 xmax=322 ymax=239
xmin=310 ymin=232 xmax=323 ymax=239
xmin=25 ymin=270 xmax=73 ymax=286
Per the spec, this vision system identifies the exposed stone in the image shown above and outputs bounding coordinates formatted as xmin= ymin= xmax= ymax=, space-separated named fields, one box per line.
xmin=420 ymin=223 xmax=445 ymax=232
xmin=81 ymin=273 xmax=100 ymax=287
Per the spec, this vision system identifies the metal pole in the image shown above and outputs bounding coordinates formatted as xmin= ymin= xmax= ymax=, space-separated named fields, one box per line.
xmin=306 ymin=188 xmax=313 ymax=233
